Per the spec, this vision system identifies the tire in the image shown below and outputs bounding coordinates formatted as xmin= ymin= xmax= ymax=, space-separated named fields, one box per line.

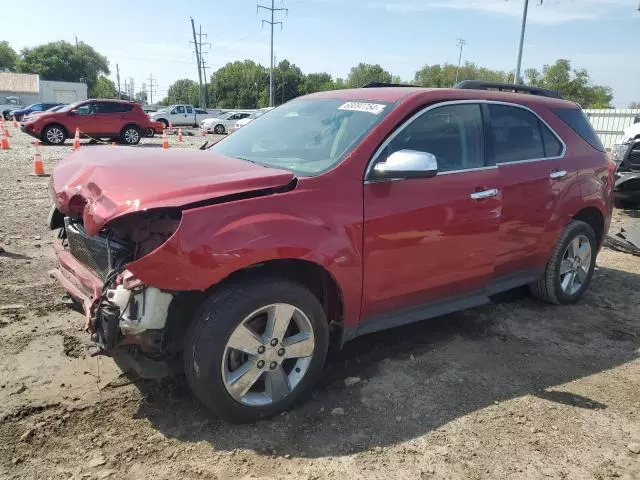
xmin=214 ymin=124 xmax=225 ymax=134
xmin=14 ymin=114 xmax=23 ymax=122
xmin=42 ymin=124 xmax=67 ymax=145
xmin=157 ymin=118 xmax=169 ymax=128
xmin=184 ymin=276 xmax=329 ymax=423
xmin=530 ymin=220 xmax=597 ymax=305
xmin=120 ymin=125 xmax=141 ymax=145
xmin=144 ymin=128 xmax=155 ymax=138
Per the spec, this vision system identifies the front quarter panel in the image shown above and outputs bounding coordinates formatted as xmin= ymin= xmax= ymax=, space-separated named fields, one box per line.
xmin=126 ymin=176 xmax=363 ymax=327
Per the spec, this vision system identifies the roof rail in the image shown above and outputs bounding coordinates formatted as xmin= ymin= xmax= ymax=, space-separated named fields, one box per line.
xmin=362 ymin=82 xmax=413 ymax=88
xmin=454 ymin=80 xmax=562 ymax=99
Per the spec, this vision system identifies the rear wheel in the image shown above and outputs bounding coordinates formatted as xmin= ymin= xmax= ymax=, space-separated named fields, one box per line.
xmin=530 ymin=220 xmax=597 ymax=305
xmin=120 ymin=126 xmax=141 ymax=145
xmin=184 ymin=276 xmax=329 ymax=423
xmin=42 ymin=125 xmax=67 ymax=145
xmin=214 ymin=124 xmax=225 ymax=134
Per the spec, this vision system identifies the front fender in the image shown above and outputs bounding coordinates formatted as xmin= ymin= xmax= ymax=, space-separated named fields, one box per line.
xmin=126 ymin=181 xmax=363 ymax=325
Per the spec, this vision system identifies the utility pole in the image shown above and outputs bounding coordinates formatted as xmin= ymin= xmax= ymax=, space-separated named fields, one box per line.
xmin=124 ymin=79 xmax=128 ymax=100
xmin=128 ymin=78 xmax=135 ymax=102
xmin=514 ymin=0 xmax=530 ymax=84
xmin=146 ymin=73 xmax=157 ymax=104
xmin=190 ymin=18 xmax=210 ymax=108
xmin=258 ymin=0 xmax=288 ymax=107
xmin=74 ymin=35 xmax=79 ymax=51
xmin=116 ymin=64 xmax=121 ymax=99
xmin=454 ymin=38 xmax=466 ymax=85
xmin=198 ymin=24 xmax=211 ymax=108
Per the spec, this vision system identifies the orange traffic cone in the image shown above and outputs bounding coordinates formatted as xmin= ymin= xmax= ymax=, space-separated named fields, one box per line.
xmin=168 ymin=121 xmax=173 ymax=130
xmin=1 ymin=131 xmax=9 ymax=150
xmin=31 ymin=142 xmax=46 ymax=176
xmin=4 ymin=126 xmax=11 ymax=138
xmin=162 ymin=130 xmax=169 ymax=149
xmin=72 ymin=128 xmax=81 ymax=150
xmin=177 ymin=128 xmax=183 ymax=142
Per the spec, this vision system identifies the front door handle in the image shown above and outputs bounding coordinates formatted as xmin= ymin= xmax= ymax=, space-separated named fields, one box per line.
xmin=550 ymin=170 xmax=567 ymax=179
xmin=470 ymin=188 xmax=498 ymax=200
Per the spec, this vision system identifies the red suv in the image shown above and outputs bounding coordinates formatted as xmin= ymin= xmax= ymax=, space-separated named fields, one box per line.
xmin=21 ymin=99 xmax=164 ymax=145
xmin=48 ymin=82 xmax=615 ymax=422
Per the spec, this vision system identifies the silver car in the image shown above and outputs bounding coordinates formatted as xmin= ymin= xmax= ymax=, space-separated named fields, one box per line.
xmin=200 ymin=111 xmax=253 ymax=134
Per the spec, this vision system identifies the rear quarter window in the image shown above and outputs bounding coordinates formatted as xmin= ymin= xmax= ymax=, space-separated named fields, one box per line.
xmin=553 ymin=108 xmax=604 ymax=152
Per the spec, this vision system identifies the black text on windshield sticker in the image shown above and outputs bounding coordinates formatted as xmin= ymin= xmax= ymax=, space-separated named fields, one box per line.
xmin=338 ymin=102 xmax=386 ymax=115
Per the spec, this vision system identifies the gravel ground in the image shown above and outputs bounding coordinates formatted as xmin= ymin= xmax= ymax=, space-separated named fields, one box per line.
xmin=1 ymin=124 xmax=640 ymax=480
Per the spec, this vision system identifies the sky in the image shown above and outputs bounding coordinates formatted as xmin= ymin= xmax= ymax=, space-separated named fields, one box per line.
xmin=5 ymin=0 xmax=640 ymax=107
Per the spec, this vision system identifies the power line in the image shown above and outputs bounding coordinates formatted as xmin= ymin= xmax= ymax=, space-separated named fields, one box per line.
xmin=454 ymin=38 xmax=466 ymax=85
xmin=258 ymin=0 xmax=288 ymax=107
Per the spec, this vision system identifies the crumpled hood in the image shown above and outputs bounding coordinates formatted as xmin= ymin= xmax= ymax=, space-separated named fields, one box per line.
xmin=51 ymin=147 xmax=295 ymax=236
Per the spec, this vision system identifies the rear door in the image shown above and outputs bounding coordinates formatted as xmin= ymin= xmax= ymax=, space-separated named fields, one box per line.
xmin=487 ymin=103 xmax=565 ymax=278
xmin=362 ymin=102 xmax=500 ymax=322
xmin=93 ymin=102 xmax=124 ymax=136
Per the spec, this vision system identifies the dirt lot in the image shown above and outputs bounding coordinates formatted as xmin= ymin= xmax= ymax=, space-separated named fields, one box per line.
xmin=1 ymin=124 xmax=639 ymax=480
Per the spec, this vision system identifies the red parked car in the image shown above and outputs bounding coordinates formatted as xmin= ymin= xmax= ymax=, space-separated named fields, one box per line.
xmin=21 ymin=99 xmax=164 ymax=145
xmin=48 ymin=82 xmax=615 ymax=422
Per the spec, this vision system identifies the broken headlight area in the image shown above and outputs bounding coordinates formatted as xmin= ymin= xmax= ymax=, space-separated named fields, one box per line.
xmin=53 ymin=209 xmax=182 ymax=356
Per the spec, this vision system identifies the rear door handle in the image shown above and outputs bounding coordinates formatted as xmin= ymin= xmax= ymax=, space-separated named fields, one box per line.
xmin=550 ymin=170 xmax=567 ymax=179
xmin=470 ymin=188 xmax=498 ymax=200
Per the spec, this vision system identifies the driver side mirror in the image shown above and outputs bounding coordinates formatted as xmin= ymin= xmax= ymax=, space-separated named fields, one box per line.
xmin=68 ymin=110 xmax=76 ymax=116
xmin=372 ymin=150 xmax=438 ymax=180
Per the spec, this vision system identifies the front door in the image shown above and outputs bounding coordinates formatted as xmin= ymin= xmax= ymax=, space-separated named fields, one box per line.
xmin=72 ymin=102 xmax=100 ymax=136
xmin=362 ymin=103 xmax=500 ymax=321
xmin=172 ymin=105 xmax=188 ymax=126
xmin=486 ymin=103 xmax=565 ymax=277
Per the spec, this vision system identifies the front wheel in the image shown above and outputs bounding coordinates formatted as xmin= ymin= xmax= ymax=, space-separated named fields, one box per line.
xmin=42 ymin=125 xmax=67 ymax=145
xmin=184 ymin=277 xmax=329 ymax=423
xmin=214 ymin=124 xmax=225 ymax=134
xmin=530 ymin=220 xmax=597 ymax=305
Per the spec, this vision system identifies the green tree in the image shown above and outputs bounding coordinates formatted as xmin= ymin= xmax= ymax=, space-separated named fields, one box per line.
xmin=209 ymin=60 xmax=268 ymax=108
xmin=166 ymin=79 xmax=199 ymax=106
xmin=414 ymin=62 xmax=508 ymax=87
xmin=134 ymin=90 xmax=148 ymax=104
xmin=300 ymin=72 xmax=334 ymax=95
xmin=19 ymin=41 xmax=109 ymax=94
xmin=273 ymin=60 xmax=304 ymax=105
xmin=346 ymin=63 xmax=393 ymax=88
xmin=90 ymin=75 xmax=117 ymax=99
xmin=0 ymin=41 xmax=18 ymax=72
xmin=629 ymin=102 xmax=640 ymax=109
xmin=525 ymin=59 xmax=612 ymax=108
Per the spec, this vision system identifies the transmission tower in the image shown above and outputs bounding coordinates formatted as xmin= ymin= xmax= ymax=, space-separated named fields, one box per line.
xmin=258 ymin=0 xmax=288 ymax=107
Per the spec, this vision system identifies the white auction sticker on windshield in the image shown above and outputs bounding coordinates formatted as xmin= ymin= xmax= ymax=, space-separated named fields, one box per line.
xmin=338 ymin=102 xmax=386 ymax=115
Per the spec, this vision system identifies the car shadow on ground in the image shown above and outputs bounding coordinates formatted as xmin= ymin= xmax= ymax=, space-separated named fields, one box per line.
xmin=124 ymin=265 xmax=639 ymax=458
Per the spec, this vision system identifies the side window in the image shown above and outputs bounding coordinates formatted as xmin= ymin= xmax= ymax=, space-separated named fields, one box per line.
xmin=32 ymin=104 xmax=43 ymax=112
xmin=540 ymin=122 xmax=563 ymax=157
xmin=488 ymin=104 xmax=546 ymax=163
xmin=383 ymin=103 xmax=485 ymax=172
xmin=186 ymin=106 xmax=193 ymax=114
xmin=75 ymin=103 xmax=96 ymax=115
xmin=96 ymin=102 xmax=119 ymax=114
xmin=239 ymin=113 xmax=250 ymax=119
xmin=553 ymin=108 xmax=604 ymax=152
xmin=175 ymin=106 xmax=185 ymax=114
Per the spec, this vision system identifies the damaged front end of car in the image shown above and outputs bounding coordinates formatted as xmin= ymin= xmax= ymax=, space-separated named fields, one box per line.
xmin=49 ymin=207 xmax=196 ymax=378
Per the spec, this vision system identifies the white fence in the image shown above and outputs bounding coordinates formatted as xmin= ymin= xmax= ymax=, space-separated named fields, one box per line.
xmin=584 ymin=109 xmax=640 ymax=150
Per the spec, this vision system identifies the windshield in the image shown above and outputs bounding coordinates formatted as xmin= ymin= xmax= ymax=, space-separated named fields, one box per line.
xmin=248 ymin=110 xmax=265 ymax=119
xmin=211 ymin=99 xmax=391 ymax=175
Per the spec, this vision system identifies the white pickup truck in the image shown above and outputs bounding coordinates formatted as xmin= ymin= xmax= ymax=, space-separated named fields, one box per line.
xmin=149 ymin=105 xmax=219 ymax=127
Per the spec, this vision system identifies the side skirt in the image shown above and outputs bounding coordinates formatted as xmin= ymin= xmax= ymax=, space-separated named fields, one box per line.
xmin=344 ymin=268 xmax=543 ymax=343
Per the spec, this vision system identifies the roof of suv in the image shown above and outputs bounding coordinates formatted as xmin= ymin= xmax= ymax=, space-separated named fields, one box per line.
xmin=304 ymin=87 xmax=577 ymax=109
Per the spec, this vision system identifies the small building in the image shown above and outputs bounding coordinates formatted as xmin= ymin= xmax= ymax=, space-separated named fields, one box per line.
xmin=0 ymin=72 xmax=88 ymax=106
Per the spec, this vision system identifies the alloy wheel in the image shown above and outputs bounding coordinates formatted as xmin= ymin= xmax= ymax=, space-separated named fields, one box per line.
xmin=124 ymin=128 xmax=139 ymax=144
xmin=221 ymin=303 xmax=315 ymax=407
xmin=559 ymin=234 xmax=592 ymax=295
xmin=46 ymin=127 xmax=64 ymax=144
